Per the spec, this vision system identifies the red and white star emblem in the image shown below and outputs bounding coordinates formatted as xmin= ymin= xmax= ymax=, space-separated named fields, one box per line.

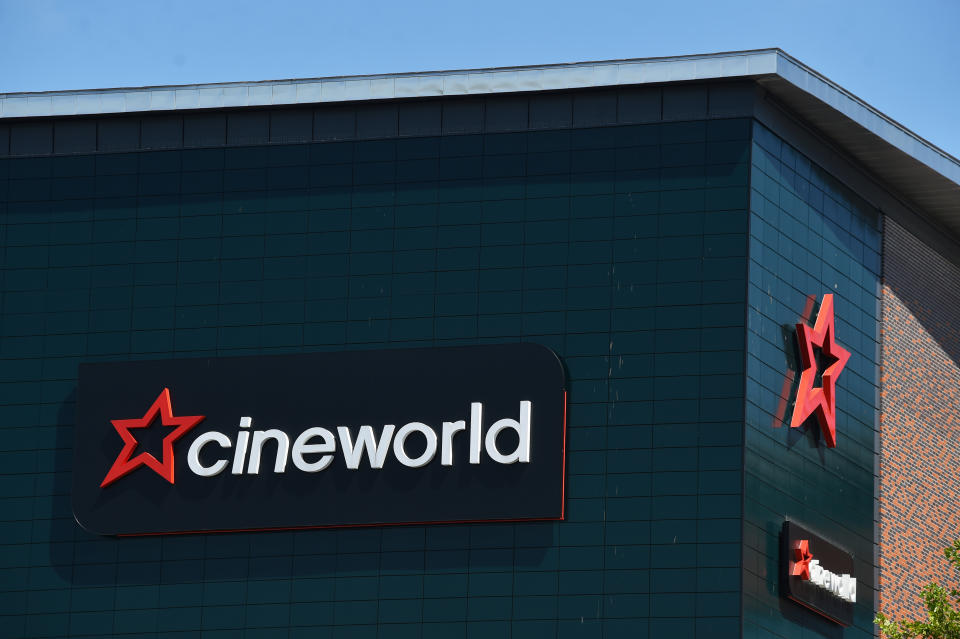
xmin=100 ymin=388 xmax=205 ymax=487
xmin=792 ymin=539 xmax=814 ymax=580
xmin=790 ymin=294 xmax=850 ymax=448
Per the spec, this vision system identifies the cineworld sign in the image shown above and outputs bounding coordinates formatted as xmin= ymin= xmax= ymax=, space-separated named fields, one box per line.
xmin=72 ymin=344 xmax=567 ymax=535
xmin=781 ymin=521 xmax=856 ymax=626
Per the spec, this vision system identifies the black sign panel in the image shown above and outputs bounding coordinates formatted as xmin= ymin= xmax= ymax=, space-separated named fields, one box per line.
xmin=73 ymin=343 xmax=567 ymax=535
xmin=781 ymin=521 xmax=856 ymax=626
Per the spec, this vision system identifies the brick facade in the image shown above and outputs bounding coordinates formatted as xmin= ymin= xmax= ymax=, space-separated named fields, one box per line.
xmin=879 ymin=216 xmax=960 ymax=619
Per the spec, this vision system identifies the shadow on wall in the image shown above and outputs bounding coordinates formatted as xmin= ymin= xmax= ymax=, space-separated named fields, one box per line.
xmin=52 ymin=391 xmax=553 ymax=587
xmin=883 ymin=217 xmax=960 ymax=369
xmin=878 ymin=215 xmax=960 ymax=620
xmin=38 ymin=127 xmax=745 ymax=586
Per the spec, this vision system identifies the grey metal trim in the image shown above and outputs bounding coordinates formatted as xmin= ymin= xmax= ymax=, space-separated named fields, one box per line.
xmin=0 ymin=50 xmax=778 ymax=118
xmin=769 ymin=54 xmax=959 ymax=184
xmin=1 ymin=49 xmax=955 ymax=177
xmin=1 ymin=48 xmax=958 ymax=236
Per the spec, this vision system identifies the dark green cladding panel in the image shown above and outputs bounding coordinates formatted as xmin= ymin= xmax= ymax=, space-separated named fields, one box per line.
xmin=0 ymin=116 xmax=750 ymax=637
xmin=742 ymin=122 xmax=879 ymax=638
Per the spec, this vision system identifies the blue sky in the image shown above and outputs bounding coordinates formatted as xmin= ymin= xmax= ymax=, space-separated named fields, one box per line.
xmin=1 ymin=0 xmax=958 ymax=157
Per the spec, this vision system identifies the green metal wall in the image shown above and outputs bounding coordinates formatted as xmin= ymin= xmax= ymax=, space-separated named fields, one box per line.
xmin=0 ymin=113 xmax=751 ymax=638
xmin=742 ymin=122 xmax=880 ymax=638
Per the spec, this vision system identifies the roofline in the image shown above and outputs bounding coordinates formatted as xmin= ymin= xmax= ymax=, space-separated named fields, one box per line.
xmin=1 ymin=48 xmax=958 ymax=200
xmin=2 ymin=48 xmax=784 ymax=95
xmin=771 ymin=50 xmax=958 ymax=167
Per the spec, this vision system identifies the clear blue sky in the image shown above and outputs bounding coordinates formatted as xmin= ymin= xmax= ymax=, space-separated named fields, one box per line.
xmin=1 ymin=0 xmax=957 ymax=158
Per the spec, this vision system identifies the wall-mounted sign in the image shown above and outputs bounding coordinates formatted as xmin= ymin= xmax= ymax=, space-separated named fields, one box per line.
xmin=73 ymin=343 xmax=567 ymax=535
xmin=791 ymin=294 xmax=850 ymax=447
xmin=781 ymin=521 xmax=856 ymax=626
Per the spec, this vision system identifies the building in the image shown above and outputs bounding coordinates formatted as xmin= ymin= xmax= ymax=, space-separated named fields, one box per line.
xmin=0 ymin=49 xmax=957 ymax=638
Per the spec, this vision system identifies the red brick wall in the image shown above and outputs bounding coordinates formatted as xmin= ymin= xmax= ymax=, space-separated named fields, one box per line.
xmin=879 ymin=215 xmax=960 ymax=620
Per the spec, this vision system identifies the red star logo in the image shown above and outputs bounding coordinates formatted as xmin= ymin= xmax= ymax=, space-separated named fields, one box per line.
xmin=791 ymin=539 xmax=814 ymax=580
xmin=790 ymin=294 xmax=850 ymax=448
xmin=100 ymin=388 xmax=205 ymax=488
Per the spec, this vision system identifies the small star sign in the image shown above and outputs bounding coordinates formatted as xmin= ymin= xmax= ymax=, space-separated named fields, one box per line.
xmin=792 ymin=539 xmax=814 ymax=580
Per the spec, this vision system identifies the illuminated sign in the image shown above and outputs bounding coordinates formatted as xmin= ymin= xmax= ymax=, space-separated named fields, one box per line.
xmin=73 ymin=343 xmax=567 ymax=535
xmin=781 ymin=521 xmax=856 ymax=625
xmin=791 ymin=294 xmax=850 ymax=447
